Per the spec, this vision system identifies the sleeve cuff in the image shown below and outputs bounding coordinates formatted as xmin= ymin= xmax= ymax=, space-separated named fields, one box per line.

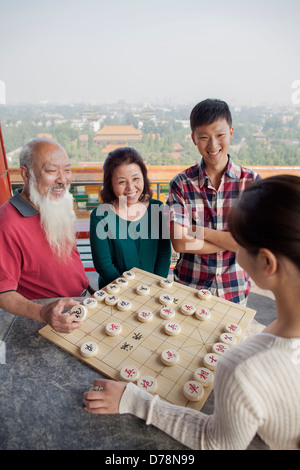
xmin=119 ymin=382 xmax=159 ymax=422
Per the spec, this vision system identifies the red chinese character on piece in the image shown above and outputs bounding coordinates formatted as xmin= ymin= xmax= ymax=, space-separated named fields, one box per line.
xmin=141 ymin=379 xmax=154 ymax=389
xmin=110 ymin=323 xmax=118 ymax=330
xmin=224 ymin=334 xmax=233 ymax=342
xmin=185 ymin=305 xmax=193 ymax=310
xmin=202 ymin=290 xmax=208 ymax=295
xmin=166 ymin=350 xmax=175 ymax=359
xmin=228 ymin=324 xmax=237 ymax=332
xmin=165 ymin=309 xmax=172 ymax=314
xmin=209 ymin=355 xmax=217 ymax=364
xmin=141 ymin=311 xmax=148 ymax=317
xmin=125 ymin=368 xmax=135 ymax=378
xmin=216 ymin=344 xmax=226 ymax=353
xmin=198 ymin=369 xmax=209 ymax=380
xmin=169 ymin=323 xmax=177 ymax=331
xmin=189 ymin=383 xmax=199 ymax=394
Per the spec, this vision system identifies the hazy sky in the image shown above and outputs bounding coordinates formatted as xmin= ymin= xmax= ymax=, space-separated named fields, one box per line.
xmin=1 ymin=0 xmax=300 ymax=106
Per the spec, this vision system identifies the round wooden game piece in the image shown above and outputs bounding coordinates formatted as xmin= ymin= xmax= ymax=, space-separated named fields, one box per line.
xmin=115 ymin=277 xmax=128 ymax=287
xmin=164 ymin=321 xmax=181 ymax=336
xmin=197 ymin=289 xmax=212 ymax=300
xmin=105 ymin=321 xmax=122 ymax=336
xmin=160 ymin=306 xmax=175 ymax=319
xmin=80 ymin=341 xmax=98 ymax=358
xmin=203 ymin=353 xmax=219 ymax=370
xmin=120 ymin=365 xmax=139 ymax=382
xmin=106 ymin=283 xmax=120 ymax=294
xmin=160 ymin=278 xmax=173 ymax=288
xmin=212 ymin=342 xmax=230 ymax=355
xmin=105 ymin=294 xmax=119 ymax=306
xmin=137 ymin=309 xmax=153 ymax=323
xmin=225 ymin=322 xmax=242 ymax=336
xmin=117 ymin=299 xmax=132 ymax=311
xmin=122 ymin=271 xmax=135 ymax=280
xmin=137 ymin=376 xmax=157 ymax=393
xmin=219 ymin=332 xmax=237 ymax=346
xmin=183 ymin=381 xmax=204 ymax=402
xmin=193 ymin=367 xmax=214 ymax=387
xmin=161 ymin=349 xmax=179 ymax=366
xmin=180 ymin=303 xmax=196 ymax=315
xmin=82 ymin=297 xmax=98 ymax=309
xmin=93 ymin=290 xmax=107 ymax=301
xmin=136 ymin=285 xmax=150 ymax=295
xmin=159 ymin=293 xmax=173 ymax=305
xmin=195 ymin=307 xmax=211 ymax=321
xmin=69 ymin=304 xmax=88 ymax=322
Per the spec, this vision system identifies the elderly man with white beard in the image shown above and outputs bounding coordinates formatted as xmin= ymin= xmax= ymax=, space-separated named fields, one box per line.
xmin=0 ymin=138 xmax=93 ymax=333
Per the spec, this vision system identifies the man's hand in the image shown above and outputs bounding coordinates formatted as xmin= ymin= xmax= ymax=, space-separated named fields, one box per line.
xmin=83 ymin=379 xmax=127 ymax=414
xmin=40 ymin=298 xmax=82 ymax=333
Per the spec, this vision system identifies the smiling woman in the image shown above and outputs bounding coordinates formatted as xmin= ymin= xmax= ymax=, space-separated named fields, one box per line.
xmin=89 ymin=147 xmax=171 ymax=288
xmin=111 ymin=163 xmax=146 ymax=220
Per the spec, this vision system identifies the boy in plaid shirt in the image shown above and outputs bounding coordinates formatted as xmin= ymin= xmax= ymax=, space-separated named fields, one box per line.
xmin=166 ymin=99 xmax=260 ymax=304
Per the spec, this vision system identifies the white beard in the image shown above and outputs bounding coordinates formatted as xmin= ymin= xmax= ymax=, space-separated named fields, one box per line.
xmin=29 ymin=171 xmax=76 ymax=262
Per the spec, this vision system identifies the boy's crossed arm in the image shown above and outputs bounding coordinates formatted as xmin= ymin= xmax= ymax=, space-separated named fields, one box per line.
xmin=203 ymin=227 xmax=237 ymax=252
xmin=170 ymin=222 xmax=237 ymax=254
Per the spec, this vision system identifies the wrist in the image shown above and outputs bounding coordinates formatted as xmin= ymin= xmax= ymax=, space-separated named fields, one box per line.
xmin=36 ymin=303 xmax=48 ymax=324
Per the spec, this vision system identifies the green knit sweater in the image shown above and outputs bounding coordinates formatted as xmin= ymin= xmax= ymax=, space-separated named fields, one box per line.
xmin=90 ymin=199 xmax=171 ymax=288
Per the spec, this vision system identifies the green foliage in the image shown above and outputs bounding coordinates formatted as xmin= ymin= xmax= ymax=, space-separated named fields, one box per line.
xmin=1 ymin=103 xmax=300 ymax=168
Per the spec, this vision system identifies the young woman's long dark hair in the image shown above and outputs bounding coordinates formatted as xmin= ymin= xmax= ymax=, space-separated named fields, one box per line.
xmin=228 ymin=174 xmax=300 ymax=271
xmin=100 ymin=147 xmax=152 ymax=204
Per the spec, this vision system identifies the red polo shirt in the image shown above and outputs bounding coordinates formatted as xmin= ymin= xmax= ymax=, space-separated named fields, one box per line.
xmin=0 ymin=190 xmax=89 ymax=299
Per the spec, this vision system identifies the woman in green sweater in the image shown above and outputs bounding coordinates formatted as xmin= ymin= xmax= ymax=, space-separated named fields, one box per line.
xmin=90 ymin=147 xmax=171 ymax=288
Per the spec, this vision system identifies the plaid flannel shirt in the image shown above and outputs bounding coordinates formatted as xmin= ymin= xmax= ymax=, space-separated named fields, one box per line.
xmin=166 ymin=155 xmax=261 ymax=303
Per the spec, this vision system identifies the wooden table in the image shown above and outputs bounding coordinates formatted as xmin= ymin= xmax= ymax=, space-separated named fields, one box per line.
xmin=0 ymin=299 xmax=269 ymax=451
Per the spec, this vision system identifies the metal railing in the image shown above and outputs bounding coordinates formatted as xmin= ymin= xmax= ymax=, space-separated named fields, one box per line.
xmin=69 ymin=180 xmax=170 ymax=199
xmin=11 ymin=180 xmax=170 ymax=199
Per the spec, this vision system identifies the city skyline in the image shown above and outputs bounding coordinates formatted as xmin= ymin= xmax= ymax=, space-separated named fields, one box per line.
xmin=1 ymin=0 xmax=300 ymax=107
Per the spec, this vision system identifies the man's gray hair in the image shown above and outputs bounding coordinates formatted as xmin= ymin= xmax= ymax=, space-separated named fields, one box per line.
xmin=19 ymin=138 xmax=64 ymax=169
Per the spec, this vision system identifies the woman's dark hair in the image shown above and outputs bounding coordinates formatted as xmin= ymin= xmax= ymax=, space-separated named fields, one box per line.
xmin=228 ymin=175 xmax=300 ymax=270
xmin=100 ymin=147 xmax=152 ymax=204
xmin=190 ymin=98 xmax=232 ymax=134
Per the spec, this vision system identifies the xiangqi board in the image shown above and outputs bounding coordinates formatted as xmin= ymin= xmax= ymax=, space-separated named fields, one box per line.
xmin=39 ymin=268 xmax=256 ymax=411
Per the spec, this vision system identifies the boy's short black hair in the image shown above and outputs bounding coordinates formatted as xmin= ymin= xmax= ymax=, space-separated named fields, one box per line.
xmin=190 ymin=99 xmax=232 ymax=133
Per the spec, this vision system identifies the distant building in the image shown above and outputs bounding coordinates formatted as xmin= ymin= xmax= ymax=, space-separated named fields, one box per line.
xmin=101 ymin=144 xmax=124 ymax=154
xmin=172 ymin=142 xmax=184 ymax=158
xmin=79 ymin=134 xmax=89 ymax=147
xmin=94 ymin=125 xmax=142 ymax=146
xmin=253 ymin=132 xmax=267 ymax=143
xmin=37 ymin=133 xmax=53 ymax=139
